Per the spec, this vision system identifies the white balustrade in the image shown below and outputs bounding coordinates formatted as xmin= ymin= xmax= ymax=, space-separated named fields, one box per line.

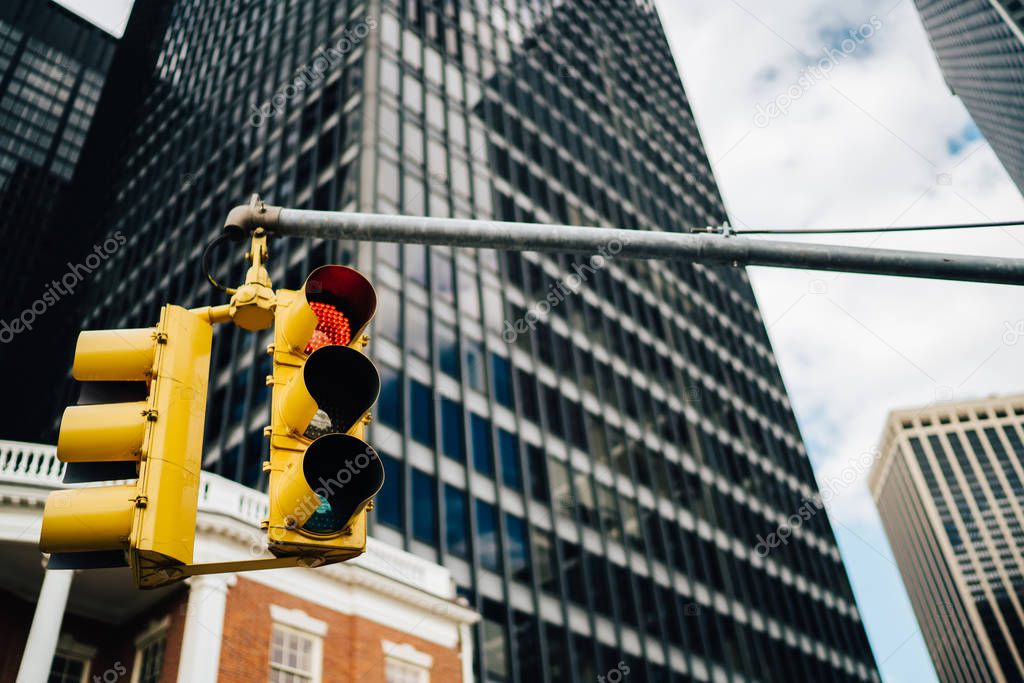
xmin=0 ymin=440 xmax=266 ymax=527
xmin=0 ymin=440 xmax=455 ymax=601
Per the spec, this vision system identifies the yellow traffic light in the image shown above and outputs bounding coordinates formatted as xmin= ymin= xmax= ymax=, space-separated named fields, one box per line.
xmin=265 ymin=265 xmax=384 ymax=561
xmin=40 ymin=305 xmax=212 ymax=586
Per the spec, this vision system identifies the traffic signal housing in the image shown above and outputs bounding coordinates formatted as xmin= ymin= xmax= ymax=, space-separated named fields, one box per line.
xmin=265 ymin=265 xmax=384 ymax=562
xmin=39 ymin=305 xmax=212 ymax=587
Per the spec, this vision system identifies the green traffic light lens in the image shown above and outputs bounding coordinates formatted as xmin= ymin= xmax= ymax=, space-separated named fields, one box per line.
xmin=302 ymin=494 xmax=345 ymax=534
xmin=298 ymin=433 xmax=385 ymax=536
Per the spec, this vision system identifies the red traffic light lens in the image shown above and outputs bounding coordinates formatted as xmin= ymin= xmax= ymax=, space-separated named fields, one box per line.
xmin=305 ymin=301 xmax=351 ymax=352
xmin=303 ymin=265 xmax=377 ymax=341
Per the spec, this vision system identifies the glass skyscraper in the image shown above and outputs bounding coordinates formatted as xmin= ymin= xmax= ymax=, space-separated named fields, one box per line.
xmin=912 ymin=0 xmax=1024 ymax=194
xmin=0 ymin=0 xmax=115 ymax=440
xmin=73 ymin=1 xmax=879 ymax=681
xmin=0 ymin=0 xmax=112 ymax=221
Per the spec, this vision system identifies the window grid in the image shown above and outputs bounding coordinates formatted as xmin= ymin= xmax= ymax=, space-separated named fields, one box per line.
xmin=385 ymin=658 xmax=429 ymax=683
xmin=135 ymin=636 xmax=166 ymax=683
xmin=270 ymin=625 xmax=319 ymax=683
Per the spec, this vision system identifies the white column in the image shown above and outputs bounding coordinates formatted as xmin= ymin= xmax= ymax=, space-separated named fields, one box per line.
xmin=459 ymin=622 xmax=475 ymax=683
xmin=176 ymin=574 xmax=236 ymax=683
xmin=16 ymin=569 xmax=74 ymax=683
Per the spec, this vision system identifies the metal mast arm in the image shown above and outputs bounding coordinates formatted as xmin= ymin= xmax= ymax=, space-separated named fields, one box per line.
xmin=224 ymin=198 xmax=1024 ymax=286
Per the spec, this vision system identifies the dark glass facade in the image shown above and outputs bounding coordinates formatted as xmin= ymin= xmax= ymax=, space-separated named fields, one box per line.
xmin=74 ymin=1 xmax=879 ymax=681
xmin=0 ymin=0 xmax=115 ymax=440
xmin=0 ymin=0 xmax=112 ymax=220
xmin=913 ymin=0 xmax=1024 ymax=192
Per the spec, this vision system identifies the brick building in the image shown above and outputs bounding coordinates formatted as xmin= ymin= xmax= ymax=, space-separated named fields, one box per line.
xmin=0 ymin=440 xmax=478 ymax=683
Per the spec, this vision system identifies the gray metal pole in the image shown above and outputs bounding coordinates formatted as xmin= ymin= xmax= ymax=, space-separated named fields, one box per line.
xmin=224 ymin=201 xmax=1024 ymax=286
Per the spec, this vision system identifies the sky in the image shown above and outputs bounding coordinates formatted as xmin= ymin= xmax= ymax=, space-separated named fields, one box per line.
xmin=46 ymin=0 xmax=1024 ymax=679
xmin=52 ymin=0 xmax=133 ymax=37
xmin=655 ymin=0 xmax=1024 ymax=681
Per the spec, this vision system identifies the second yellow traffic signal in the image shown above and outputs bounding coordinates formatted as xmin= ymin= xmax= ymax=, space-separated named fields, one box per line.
xmin=265 ymin=265 xmax=384 ymax=561
xmin=40 ymin=305 xmax=212 ymax=587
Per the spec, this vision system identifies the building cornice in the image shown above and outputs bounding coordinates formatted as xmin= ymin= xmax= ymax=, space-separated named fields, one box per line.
xmin=0 ymin=440 xmax=478 ymax=636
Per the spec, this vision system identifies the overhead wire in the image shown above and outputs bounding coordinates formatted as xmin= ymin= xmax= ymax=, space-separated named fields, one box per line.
xmin=729 ymin=219 xmax=1024 ymax=236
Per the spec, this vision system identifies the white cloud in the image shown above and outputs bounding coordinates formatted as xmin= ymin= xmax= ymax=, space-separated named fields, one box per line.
xmin=655 ymin=0 xmax=1024 ymax=679
xmin=657 ymin=0 xmax=1024 ymax=521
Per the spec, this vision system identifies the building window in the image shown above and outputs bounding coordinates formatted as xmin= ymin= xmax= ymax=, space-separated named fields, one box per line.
xmin=482 ymin=600 xmax=510 ymax=681
xmin=491 ymin=354 xmax=513 ymax=408
xmin=410 ymin=380 xmax=436 ymax=447
xmin=270 ymin=627 xmax=318 ymax=683
xmin=412 ymin=468 xmax=438 ymax=544
xmin=526 ymin=445 xmax=549 ymax=502
xmin=498 ymin=429 xmax=522 ymax=490
xmin=378 ymin=366 xmax=403 ymax=430
xmin=531 ymin=527 xmax=558 ymax=594
xmin=440 ymin=397 xmax=465 ymax=462
xmin=457 ymin=269 xmax=480 ymax=319
xmin=269 ymin=606 xmax=327 ymax=683
xmin=49 ymin=634 xmax=95 ymax=683
xmin=436 ymin=324 xmax=460 ymax=379
xmin=464 ymin=339 xmax=485 ymax=392
xmin=382 ymin=641 xmax=432 ymax=683
xmin=133 ymin=638 xmax=165 ymax=683
xmin=470 ymin=413 xmax=493 ymax=476
xmin=406 ymin=303 xmax=430 ymax=359
xmin=444 ymin=484 xmax=469 ymax=556
xmin=431 ymin=252 xmax=453 ymax=300
xmin=505 ymin=513 xmax=530 ymax=583
xmin=475 ymin=499 xmax=501 ymax=572
xmin=377 ymin=287 xmax=402 ymax=341
xmin=48 ymin=655 xmax=89 ymax=683
xmin=385 ymin=659 xmax=429 ymax=683
xmin=376 ymin=451 xmax=404 ymax=529
xmin=130 ymin=616 xmax=168 ymax=683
